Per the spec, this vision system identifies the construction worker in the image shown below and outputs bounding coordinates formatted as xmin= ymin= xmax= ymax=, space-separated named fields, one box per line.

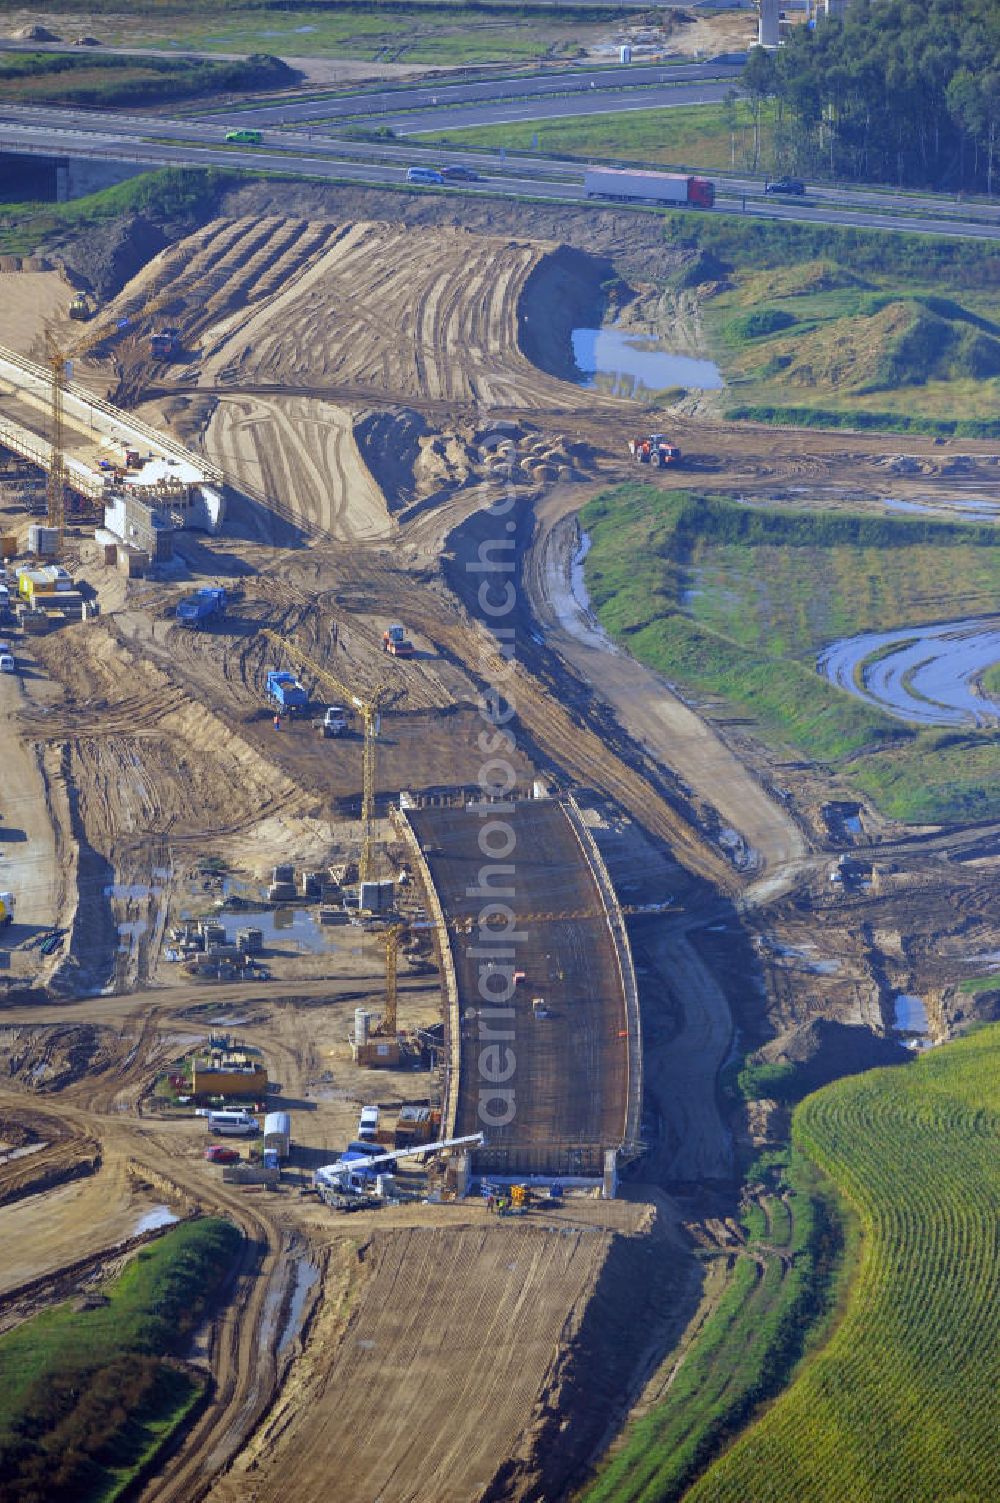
xmin=273 ymin=712 xmax=281 ymax=731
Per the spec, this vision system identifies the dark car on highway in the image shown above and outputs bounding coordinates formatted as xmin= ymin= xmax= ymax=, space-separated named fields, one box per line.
xmin=439 ymin=164 xmax=482 ymax=182
xmin=765 ymin=176 xmax=806 ymax=195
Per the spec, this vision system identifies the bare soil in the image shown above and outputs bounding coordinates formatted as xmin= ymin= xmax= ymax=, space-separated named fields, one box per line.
xmin=2 ymin=192 xmax=1000 ymax=1503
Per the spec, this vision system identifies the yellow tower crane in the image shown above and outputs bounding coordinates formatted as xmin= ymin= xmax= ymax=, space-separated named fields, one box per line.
xmin=259 ymin=629 xmax=387 ymax=883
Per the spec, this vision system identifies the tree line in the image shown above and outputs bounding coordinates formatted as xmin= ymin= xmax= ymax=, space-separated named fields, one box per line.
xmin=742 ymin=0 xmax=1000 ymax=193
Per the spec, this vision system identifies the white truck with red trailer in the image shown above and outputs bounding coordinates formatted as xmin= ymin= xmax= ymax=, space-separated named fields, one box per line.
xmin=584 ymin=167 xmax=715 ymax=208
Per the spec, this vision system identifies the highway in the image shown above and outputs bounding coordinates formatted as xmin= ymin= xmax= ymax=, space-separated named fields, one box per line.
xmin=1 ymin=99 xmax=999 ymax=243
xmin=213 ymin=60 xmax=746 ymax=128
xmin=368 ymin=80 xmax=738 ymax=135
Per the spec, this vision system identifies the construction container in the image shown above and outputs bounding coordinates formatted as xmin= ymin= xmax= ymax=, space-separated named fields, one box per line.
xmin=354 ymin=1039 xmax=402 ymax=1068
xmin=358 ymin=879 xmax=395 ymax=913
xmin=263 ymin=1110 xmax=291 ymax=1159
xmin=27 ymin=524 xmax=58 ymax=556
xmin=118 ymin=547 xmax=148 ymax=578
xmin=301 ymin=870 xmax=323 ymax=897
xmin=236 ymin=926 xmax=264 ymax=955
xmin=319 ymin=906 xmax=349 ymax=925
xmin=200 ymin=920 xmax=227 ymax=948
xmin=191 ymin=1060 xmax=268 ymax=1097
xmin=18 ymin=609 xmax=48 ymax=635
xmin=0 ymin=536 xmax=16 ymax=560
xmin=272 ymin=864 xmax=294 ymax=885
xmin=268 ymin=881 xmax=296 ymax=902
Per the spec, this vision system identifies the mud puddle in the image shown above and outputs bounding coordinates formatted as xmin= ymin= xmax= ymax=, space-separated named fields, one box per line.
xmin=571 ymin=327 xmax=723 ymax=396
xmin=278 ymin=1259 xmax=320 ymax=1357
xmin=817 ymin=615 xmax=1000 ymax=727
xmin=133 ymin=1205 xmax=180 ymax=1235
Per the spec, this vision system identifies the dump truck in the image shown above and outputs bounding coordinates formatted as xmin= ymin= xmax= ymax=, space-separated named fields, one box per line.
xmin=382 ymin=623 xmax=414 ymax=658
xmin=584 ymin=167 xmax=715 ymax=208
xmin=176 ymin=586 xmax=227 ymax=628
xmin=69 ymin=292 xmax=92 ymax=321
xmin=266 ymin=669 xmax=308 ymax=713
xmin=0 ymin=890 xmax=14 ymax=927
xmin=629 ymin=434 xmax=682 ymax=468
xmin=150 ymin=327 xmax=179 ymax=358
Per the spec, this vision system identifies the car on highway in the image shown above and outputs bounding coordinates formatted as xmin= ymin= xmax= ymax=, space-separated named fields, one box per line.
xmin=439 ymin=164 xmax=482 ymax=182
xmin=205 ymin=1144 xmax=241 ymax=1164
xmin=406 ymin=166 xmax=444 ymax=185
xmin=765 ymin=176 xmax=806 ymax=196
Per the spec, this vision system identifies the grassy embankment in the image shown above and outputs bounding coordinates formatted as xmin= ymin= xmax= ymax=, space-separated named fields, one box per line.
xmin=673 ymin=219 xmax=1000 ymax=436
xmin=587 ymin=1024 xmax=1000 ymax=1503
xmin=0 ymin=2 xmax=619 ymax=65
xmin=581 ymin=487 xmax=1000 ymax=822
xmin=0 ymin=1217 xmax=240 ymax=1503
xmin=431 ymin=98 xmax=774 ymax=173
xmin=584 ymin=1147 xmax=852 ymax=1503
xmin=0 ymin=166 xmax=237 ymax=255
xmin=0 ymin=50 xmax=297 ymax=107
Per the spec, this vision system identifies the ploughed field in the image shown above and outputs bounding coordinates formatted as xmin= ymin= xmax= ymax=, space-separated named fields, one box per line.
xmin=686 ymin=1024 xmax=1000 ymax=1503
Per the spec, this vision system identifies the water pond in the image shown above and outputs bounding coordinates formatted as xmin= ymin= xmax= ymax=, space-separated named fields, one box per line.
xmin=571 ymin=327 xmax=723 ymax=396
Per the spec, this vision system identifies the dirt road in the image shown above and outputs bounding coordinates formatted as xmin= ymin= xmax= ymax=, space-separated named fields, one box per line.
xmin=524 ymin=490 xmax=811 ymax=889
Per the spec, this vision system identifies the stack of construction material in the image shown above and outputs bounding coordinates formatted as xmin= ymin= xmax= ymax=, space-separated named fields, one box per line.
xmin=236 ymin=927 xmax=264 ymax=955
xmin=268 ymin=863 xmax=296 ymax=902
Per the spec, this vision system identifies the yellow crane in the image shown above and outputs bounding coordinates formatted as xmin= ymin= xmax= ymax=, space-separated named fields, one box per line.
xmin=259 ymin=629 xmax=387 ymax=883
xmin=371 ymin=898 xmax=669 ymax=1052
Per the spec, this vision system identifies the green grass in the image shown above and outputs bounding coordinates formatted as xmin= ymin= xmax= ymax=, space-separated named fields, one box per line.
xmin=581 ymin=487 xmax=1000 ymax=821
xmin=684 ymin=1025 xmax=1000 ymax=1503
xmin=582 ymin=1149 xmax=850 ymax=1503
xmin=0 ymin=167 xmax=236 ymax=256
xmin=0 ymin=50 xmax=296 ymax=107
xmin=0 ymin=1218 xmax=240 ymax=1502
xmin=431 ymin=99 xmax=774 ymax=172
xmin=958 ymin=973 xmax=1000 ymax=994
xmin=39 ymin=3 xmax=615 ymax=65
xmin=661 ymin=219 xmax=1000 ymax=430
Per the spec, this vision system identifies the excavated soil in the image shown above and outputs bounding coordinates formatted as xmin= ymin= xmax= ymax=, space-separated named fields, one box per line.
xmin=4 ymin=189 xmax=1000 ymax=1503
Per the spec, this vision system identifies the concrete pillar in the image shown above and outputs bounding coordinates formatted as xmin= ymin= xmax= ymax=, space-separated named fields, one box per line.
xmin=602 ymin=1149 xmax=619 ymax=1200
xmin=759 ymin=0 xmax=780 ymax=46
xmin=454 ymin=1150 xmax=472 ymax=1198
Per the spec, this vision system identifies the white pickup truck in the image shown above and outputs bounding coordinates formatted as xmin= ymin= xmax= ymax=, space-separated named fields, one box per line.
xmin=318 ymin=705 xmax=348 ymax=738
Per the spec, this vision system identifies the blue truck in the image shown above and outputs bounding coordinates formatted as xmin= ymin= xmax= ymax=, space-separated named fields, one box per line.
xmin=266 ymin=669 xmax=309 ymax=713
xmin=176 ymin=587 xmax=227 ymax=628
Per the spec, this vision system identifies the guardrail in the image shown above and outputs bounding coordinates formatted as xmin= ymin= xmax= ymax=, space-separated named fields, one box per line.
xmin=0 ymin=342 xmax=223 ymax=487
xmin=391 ymin=806 xmax=461 ymax=1141
xmin=564 ymin=793 xmax=643 ymax=1159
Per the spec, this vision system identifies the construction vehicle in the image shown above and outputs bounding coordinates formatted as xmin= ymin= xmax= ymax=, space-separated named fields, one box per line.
xmin=0 ymin=890 xmax=14 ymax=927
xmin=314 ymin=1131 xmax=484 ymax=1200
xmin=629 ymin=434 xmax=682 ymax=468
xmin=261 ymin=629 xmax=387 ymax=881
xmin=382 ymin=623 xmax=414 ymax=658
xmin=176 ymin=586 xmax=227 ymax=627
xmin=317 ymin=704 xmax=348 ymax=738
xmin=266 ymin=668 xmax=309 ymax=713
xmin=68 ymin=292 xmax=93 ymax=321
xmin=584 ymin=166 xmax=715 ymax=208
xmin=150 ymin=327 xmax=179 ymax=358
